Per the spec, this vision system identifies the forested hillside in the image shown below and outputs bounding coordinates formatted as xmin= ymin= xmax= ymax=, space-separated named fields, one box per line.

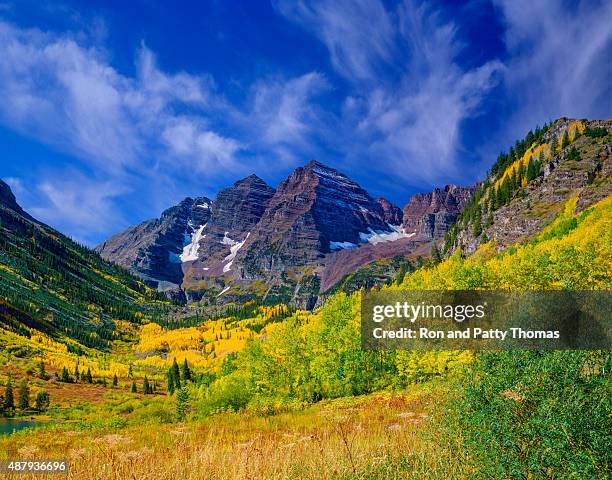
xmin=0 ymin=180 xmax=167 ymax=351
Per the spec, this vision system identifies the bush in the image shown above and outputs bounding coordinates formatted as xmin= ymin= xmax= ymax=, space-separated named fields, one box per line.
xmin=199 ymin=373 xmax=253 ymax=414
xmin=456 ymin=350 xmax=610 ymax=478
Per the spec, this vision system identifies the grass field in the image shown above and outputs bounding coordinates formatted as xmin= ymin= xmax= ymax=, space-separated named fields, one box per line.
xmin=0 ymin=383 xmax=466 ymax=480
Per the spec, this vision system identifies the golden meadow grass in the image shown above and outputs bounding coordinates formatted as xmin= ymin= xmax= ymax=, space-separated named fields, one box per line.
xmin=0 ymin=385 xmax=467 ymax=480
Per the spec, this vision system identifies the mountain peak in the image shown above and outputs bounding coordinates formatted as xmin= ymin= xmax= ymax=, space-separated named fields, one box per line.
xmin=0 ymin=179 xmax=30 ymax=218
xmin=235 ymin=174 xmax=267 ymax=187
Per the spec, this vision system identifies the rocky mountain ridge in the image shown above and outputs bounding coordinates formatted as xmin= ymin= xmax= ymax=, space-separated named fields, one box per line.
xmin=445 ymin=118 xmax=611 ymax=256
xmin=96 ymin=159 xmax=472 ymax=305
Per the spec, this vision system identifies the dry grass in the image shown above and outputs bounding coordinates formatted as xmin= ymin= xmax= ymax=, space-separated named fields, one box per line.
xmin=0 ymin=387 xmax=466 ymax=480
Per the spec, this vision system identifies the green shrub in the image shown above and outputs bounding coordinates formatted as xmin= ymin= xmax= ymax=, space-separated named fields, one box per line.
xmin=456 ymin=350 xmax=610 ymax=478
xmin=199 ymin=373 xmax=253 ymax=414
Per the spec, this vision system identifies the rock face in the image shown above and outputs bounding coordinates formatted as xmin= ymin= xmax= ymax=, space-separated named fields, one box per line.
xmin=377 ymin=197 xmax=403 ymax=225
xmin=96 ymin=197 xmax=212 ymax=290
xmin=402 ymin=185 xmax=475 ymax=240
xmin=195 ymin=175 xmax=275 ymax=263
xmin=235 ymin=161 xmax=397 ymax=279
xmin=455 ymin=118 xmax=612 ymax=255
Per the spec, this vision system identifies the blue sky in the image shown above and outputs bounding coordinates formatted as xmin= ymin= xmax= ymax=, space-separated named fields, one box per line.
xmin=0 ymin=0 xmax=610 ymax=245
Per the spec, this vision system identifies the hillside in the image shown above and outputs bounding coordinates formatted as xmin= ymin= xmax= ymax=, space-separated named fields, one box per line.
xmin=443 ymin=118 xmax=611 ymax=256
xmin=0 ymin=180 xmax=167 ymax=350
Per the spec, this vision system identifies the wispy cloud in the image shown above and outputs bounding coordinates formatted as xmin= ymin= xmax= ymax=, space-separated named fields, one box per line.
xmin=277 ymin=0 xmax=503 ymax=185
xmin=273 ymin=0 xmax=395 ymax=81
xmin=28 ymin=171 xmax=128 ymax=244
xmin=493 ymin=0 xmax=611 ymax=133
xmin=250 ymin=72 xmax=330 ymax=162
xmin=0 ymin=19 xmax=325 ymax=241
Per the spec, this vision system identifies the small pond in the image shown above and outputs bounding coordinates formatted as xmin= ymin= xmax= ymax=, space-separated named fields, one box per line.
xmin=0 ymin=418 xmax=49 ymax=435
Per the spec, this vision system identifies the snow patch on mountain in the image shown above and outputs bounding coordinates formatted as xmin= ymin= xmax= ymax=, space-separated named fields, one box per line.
xmin=217 ymin=285 xmax=231 ymax=297
xmin=222 ymin=232 xmax=250 ymax=272
xmin=330 ymin=241 xmax=357 ymax=250
xmin=359 ymin=225 xmax=415 ymax=245
xmin=180 ymin=224 xmax=207 ymax=262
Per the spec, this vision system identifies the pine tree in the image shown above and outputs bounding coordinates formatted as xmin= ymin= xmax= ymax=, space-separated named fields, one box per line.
xmin=143 ymin=376 xmax=150 ymax=395
xmin=112 ymin=373 xmax=118 ymax=387
xmin=176 ymin=387 xmax=189 ymax=421
xmin=18 ymin=380 xmax=29 ymax=411
xmin=567 ymin=146 xmax=581 ymax=161
xmin=395 ymin=263 xmax=409 ymax=286
xmin=61 ymin=367 xmax=70 ymax=383
xmin=37 ymin=360 xmax=47 ymax=380
xmin=430 ymin=244 xmax=442 ymax=264
xmin=167 ymin=370 xmax=175 ymax=395
xmin=4 ymin=379 xmax=14 ymax=414
xmin=172 ymin=359 xmax=181 ymax=389
xmin=550 ymin=134 xmax=558 ymax=157
xmin=85 ymin=368 xmax=93 ymax=383
xmin=181 ymin=359 xmax=192 ymax=382
xmin=473 ymin=207 xmax=482 ymax=237
xmin=561 ymin=130 xmax=570 ymax=149
xmin=131 ymin=381 xmax=137 ymax=393
xmin=35 ymin=391 xmax=50 ymax=411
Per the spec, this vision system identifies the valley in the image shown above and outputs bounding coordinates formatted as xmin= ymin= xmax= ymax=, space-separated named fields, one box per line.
xmin=0 ymin=117 xmax=610 ymax=479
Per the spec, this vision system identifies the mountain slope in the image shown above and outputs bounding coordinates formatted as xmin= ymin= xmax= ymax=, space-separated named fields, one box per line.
xmin=0 ymin=180 xmax=166 ymax=350
xmin=96 ymin=196 xmax=212 ymax=295
xmin=443 ymin=118 xmax=611 ymax=256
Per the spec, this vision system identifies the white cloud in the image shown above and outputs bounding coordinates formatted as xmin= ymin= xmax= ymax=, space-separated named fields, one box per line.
xmin=311 ymin=0 xmax=503 ymax=184
xmin=492 ymin=0 xmax=611 ymax=132
xmin=161 ymin=117 xmax=242 ymax=171
xmin=251 ymin=72 xmax=329 ymax=149
xmin=29 ymin=172 xmax=127 ymax=244
xmin=274 ymin=0 xmax=395 ymax=81
xmin=0 ymin=21 xmax=238 ymax=177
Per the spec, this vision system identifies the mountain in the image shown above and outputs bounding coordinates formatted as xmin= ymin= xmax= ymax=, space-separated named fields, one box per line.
xmin=0 ymin=180 xmax=164 ymax=351
xmin=96 ymin=196 xmax=212 ymax=297
xmin=443 ymin=118 xmax=611 ymax=256
xmin=96 ymin=160 xmax=412 ymax=306
xmin=236 ymin=160 xmax=399 ymax=274
xmin=402 ymin=185 xmax=475 ymax=240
